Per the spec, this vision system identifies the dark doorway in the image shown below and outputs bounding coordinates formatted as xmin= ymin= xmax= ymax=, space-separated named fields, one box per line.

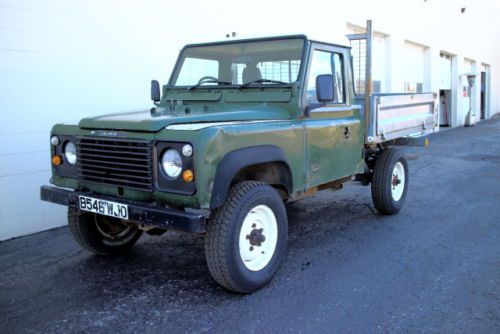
xmin=439 ymin=89 xmax=452 ymax=127
xmin=480 ymin=71 xmax=486 ymax=120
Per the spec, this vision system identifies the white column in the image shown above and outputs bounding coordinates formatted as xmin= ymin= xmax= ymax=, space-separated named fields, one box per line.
xmin=451 ymin=55 xmax=463 ymax=127
xmin=426 ymin=47 xmax=440 ymax=128
xmin=425 ymin=47 xmax=440 ymax=93
xmin=471 ymin=61 xmax=481 ymax=123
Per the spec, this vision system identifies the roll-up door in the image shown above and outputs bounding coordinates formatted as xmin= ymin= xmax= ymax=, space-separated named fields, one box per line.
xmin=404 ymin=42 xmax=425 ymax=93
xmin=439 ymin=54 xmax=452 ymax=90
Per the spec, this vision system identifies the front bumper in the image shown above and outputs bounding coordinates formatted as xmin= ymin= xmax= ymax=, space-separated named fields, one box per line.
xmin=40 ymin=185 xmax=206 ymax=233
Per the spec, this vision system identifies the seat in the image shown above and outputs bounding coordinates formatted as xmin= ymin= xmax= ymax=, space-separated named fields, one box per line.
xmin=242 ymin=64 xmax=262 ymax=84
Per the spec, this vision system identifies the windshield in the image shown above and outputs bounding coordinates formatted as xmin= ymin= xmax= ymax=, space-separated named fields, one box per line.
xmin=171 ymin=38 xmax=305 ymax=87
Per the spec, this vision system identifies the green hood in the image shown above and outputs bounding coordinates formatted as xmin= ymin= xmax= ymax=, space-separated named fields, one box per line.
xmin=78 ymin=106 xmax=292 ymax=132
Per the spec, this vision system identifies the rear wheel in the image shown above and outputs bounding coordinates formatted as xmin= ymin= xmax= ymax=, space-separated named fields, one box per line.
xmin=371 ymin=148 xmax=409 ymax=215
xmin=205 ymin=181 xmax=288 ymax=293
xmin=68 ymin=207 xmax=142 ymax=255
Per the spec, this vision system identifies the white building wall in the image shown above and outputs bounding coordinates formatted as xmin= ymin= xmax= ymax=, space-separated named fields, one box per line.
xmin=1 ymin=0 xmax=500 ymax=240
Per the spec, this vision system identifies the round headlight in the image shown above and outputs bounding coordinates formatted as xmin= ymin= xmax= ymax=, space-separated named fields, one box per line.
xmin=64 ymin=141 xmax=77 ymax=165
xmin=161 ymin=149 xmax=182 ymax=178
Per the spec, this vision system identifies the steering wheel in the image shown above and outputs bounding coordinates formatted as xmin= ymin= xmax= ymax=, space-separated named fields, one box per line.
xmin=197 ymin=76 xmax=218 ymax=85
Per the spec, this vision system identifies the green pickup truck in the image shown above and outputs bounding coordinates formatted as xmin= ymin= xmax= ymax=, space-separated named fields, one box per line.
xmin=41 ymin=23 xmax=436 ymax=293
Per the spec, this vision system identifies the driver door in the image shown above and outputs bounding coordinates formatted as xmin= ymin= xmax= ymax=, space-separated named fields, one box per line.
xmin=304 ymin=44 xmax=364 ymax=188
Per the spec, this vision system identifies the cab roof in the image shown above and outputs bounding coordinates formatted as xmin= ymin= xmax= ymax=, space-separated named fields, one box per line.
xmin=183 ymin=35 xmax=351 ymax=50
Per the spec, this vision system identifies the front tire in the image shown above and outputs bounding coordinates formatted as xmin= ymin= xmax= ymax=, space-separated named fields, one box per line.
xmin=371 ymin=148 xmax=409 ymax=215
xmin=205 ymin=181 xmax=288 ymax=293
xmin=68 ymin=207 xmax=142 ymax=255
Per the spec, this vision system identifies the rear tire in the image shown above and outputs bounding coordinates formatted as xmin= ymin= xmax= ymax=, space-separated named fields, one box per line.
xmin=68 ymin=207 xmax=142 ymax=255
xmin=205 ymin=181 xmax=288 ymax=293
xmin=371 ymin=148 xmax=409 ymax=215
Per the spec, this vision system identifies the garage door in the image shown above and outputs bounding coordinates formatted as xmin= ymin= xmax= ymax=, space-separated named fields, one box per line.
xmin=404 ymin=42 xmax=425 ymax=93
xmin=439 ymin=53 xmax=452 ymax=90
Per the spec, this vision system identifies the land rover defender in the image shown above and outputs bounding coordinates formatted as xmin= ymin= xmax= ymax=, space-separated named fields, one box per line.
xmin=41 ymin=21 xmax=436 ymax=293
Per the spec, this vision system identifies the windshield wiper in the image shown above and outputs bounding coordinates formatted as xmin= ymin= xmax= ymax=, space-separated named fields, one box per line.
xmin=187 ymin=79 xmax=232 ymax=90
xmin=239 ymin=79 xmax=290 ymax=89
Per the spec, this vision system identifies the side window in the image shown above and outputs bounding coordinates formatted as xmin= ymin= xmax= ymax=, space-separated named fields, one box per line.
xmin=306 ymin=50 xmax=332 ymax=104
xmin=332 ymin=53 xmax=344 ymax=104
xmin=306 ymin=50 xmax=345 ymax=104
xmin=176 ymin=57 xmax=219 ymax=85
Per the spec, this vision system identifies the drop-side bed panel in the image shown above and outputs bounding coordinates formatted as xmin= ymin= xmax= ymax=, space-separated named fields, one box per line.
xmin=366 ymin=93 xmax=436 ymax=144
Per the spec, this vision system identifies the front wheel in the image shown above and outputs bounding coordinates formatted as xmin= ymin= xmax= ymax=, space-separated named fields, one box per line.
xmin=205 ymin=181 xmax=288 ymax=293
xmin=371 ymin=148 xmax=409 ymax=215
xmin=68 ymin=207 xmax=142 ymax=255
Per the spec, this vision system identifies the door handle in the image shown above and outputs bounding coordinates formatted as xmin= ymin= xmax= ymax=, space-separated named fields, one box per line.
xmin=344 ymin=126 xmax=350 ymax=139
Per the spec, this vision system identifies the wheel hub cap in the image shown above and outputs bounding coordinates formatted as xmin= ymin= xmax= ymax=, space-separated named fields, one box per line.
xmin=246 ymin=228 xmax=266 ymax=247
xmin=391 ymin=162 xmax=406 ymax=201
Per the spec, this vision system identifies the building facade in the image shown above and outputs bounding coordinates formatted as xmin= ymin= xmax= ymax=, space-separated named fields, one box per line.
xmin=1 ymin=0 xmax=499 ymax=240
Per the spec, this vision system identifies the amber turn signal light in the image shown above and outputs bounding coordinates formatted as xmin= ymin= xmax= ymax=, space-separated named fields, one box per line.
xmin=51 ymin=155 xmax=62 ymax=166
xmin=182 ymin=169 xmax=194 ymax=182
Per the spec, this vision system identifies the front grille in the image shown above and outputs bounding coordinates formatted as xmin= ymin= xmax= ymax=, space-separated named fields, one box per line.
xmin=77 ymin=137 xmax=153 ymax=190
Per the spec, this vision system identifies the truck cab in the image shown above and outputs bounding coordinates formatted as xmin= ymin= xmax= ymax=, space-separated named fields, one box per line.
xmin=41 ymin=26 xmax=436 ymax=293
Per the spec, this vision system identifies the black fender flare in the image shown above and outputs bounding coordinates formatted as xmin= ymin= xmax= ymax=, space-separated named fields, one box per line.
xmin=209 ymin=145 xmax=292 ymax=209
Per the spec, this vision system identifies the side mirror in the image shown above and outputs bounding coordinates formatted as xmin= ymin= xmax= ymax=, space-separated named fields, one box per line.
xmin=151 ymin=80 xmax=161 ymax=102
xmin=316 ymin=74 xmax=334 ymax=103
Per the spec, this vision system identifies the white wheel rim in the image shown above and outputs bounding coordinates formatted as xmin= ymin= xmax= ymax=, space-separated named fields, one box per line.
xmin=238 ymin=205 xmax=278 ymax=271
xmin=391 ymin=161 xmax=406 ymax=201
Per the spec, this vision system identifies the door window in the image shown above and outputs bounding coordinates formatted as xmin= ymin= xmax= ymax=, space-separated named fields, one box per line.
xmin=332 ymin=53 xmax=344 ymax=103
xmin=306 ymin=50 xmax=345 ymax=104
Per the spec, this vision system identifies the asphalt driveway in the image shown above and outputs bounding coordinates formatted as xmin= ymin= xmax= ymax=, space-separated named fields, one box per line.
xmin=1 ymin=117 xmax=499 ymax=333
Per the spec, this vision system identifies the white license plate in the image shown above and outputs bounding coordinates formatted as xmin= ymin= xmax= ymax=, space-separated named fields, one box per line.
xmin=79 ymin=196 xmax=129 ymax=220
